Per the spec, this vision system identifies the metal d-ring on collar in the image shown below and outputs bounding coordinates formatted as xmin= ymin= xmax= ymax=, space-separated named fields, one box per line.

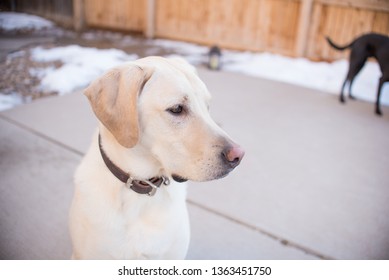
xmin=98 ymin=133 xmax=170 ymax=196
xmin=125 ymin=176 xmax=170 ymax=196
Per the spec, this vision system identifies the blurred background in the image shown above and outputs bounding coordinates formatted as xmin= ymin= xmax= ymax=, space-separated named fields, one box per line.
xmin=2 ymin=0 xmax=388 ymax=60
xmin=1 ymin=0 xmax=389 ymax=107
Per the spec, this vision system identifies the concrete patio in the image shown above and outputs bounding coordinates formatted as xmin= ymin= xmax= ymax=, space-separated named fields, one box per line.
xmin=1 ymin=69 xmax=389 ymax=260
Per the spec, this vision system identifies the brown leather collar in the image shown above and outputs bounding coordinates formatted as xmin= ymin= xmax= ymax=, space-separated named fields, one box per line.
xmin=98 ymin=134 xmax=169 ymax=196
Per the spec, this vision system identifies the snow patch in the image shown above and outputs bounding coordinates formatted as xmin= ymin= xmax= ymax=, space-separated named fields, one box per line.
xmin=0 ymin=12 xmax=53 ymax=31
xmin=0 ymin=93 xmax=23 ymax=111
xmin=30 ymin=45 xmax=138 ymax=95
xmin=223 ymin=51 xmax=389 ymax=105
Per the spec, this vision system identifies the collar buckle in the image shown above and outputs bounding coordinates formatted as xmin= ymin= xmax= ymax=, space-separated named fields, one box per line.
xmin=143 ymin=176 xmax=171 ymax=196
xmin=125 ymin=176 xmax=170 ymax=196
xmin=143 ymin=179 xmax=159 ymax=196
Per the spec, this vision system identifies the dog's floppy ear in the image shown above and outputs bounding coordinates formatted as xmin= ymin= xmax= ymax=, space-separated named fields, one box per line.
xmin=84 ymin=64 xmax=152 ymax=148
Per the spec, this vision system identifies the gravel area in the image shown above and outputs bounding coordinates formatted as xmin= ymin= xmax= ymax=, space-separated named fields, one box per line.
xmin=0 ymin=43 xmax=60 ymax=102
xmin=0 ymin=21 xmax=77 ymax=105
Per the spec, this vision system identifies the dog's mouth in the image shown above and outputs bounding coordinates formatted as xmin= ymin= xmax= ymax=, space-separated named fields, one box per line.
xmin=172 ymin=174 xmax=188 ymax=183
xmin=171 ymin=168 xmax=233 ymax=183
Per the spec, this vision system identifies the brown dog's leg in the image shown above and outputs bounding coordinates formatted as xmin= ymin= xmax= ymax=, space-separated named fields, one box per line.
xmin=340 ymin=79 xmax=347 ymax=103
xmin=376 ymin=76 xmax=387 ymax=116
xmin=348 ymin=78 xmax=357 ymax=100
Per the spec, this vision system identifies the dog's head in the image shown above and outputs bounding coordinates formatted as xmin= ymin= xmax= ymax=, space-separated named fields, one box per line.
xmin=85 ymin=56 xmax=244 ymax=182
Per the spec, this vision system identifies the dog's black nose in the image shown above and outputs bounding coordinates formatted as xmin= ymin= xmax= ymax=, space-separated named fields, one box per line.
xmin=222 ymin=145 xmax=245 ymax=168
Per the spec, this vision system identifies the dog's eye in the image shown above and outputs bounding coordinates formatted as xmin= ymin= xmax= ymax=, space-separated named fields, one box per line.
xmin=167 ymin=105 xmax=184 ymax=115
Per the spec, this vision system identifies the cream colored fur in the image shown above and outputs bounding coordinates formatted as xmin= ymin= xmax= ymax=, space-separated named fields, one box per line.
xmin=69 ymin=56 xmax=240 ymax=259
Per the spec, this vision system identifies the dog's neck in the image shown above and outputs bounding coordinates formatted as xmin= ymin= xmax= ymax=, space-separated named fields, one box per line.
xmin=98 ymin=127 xmax=168 ymax=196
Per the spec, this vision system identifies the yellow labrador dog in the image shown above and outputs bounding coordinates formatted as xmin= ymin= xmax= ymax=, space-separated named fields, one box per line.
xmin=69 ymin=56 xmax=244 ymax=259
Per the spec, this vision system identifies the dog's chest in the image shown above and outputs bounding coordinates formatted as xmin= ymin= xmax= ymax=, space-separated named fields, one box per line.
xmin=103 ymin=188 xmax=190 ymax=259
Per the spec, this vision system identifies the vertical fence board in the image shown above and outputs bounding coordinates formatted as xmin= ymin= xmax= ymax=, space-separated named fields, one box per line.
xmin=84 ymin=0 xmax=145 ymax=32
xmin=372 ymin=11 xmax=389 ymax=35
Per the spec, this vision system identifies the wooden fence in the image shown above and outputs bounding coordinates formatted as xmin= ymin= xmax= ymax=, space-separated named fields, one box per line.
xmin=9 ymin=0 xmax=389 ymax=61
xmin=10 ymin=0 xmax=74 ymax=28
xmin=82 ymin=0 xmax=146 ymax=32
xmin=306 ymin=0 xmax=389 ymax=60
xmin=152 ymin=0 xmax=389 ymax=60
xmin=155 ymin=0 xmax=301 ymax=56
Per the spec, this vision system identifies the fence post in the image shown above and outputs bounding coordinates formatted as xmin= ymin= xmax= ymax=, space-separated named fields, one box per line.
xmin=296 ymin=0 xmax=313 ymax=57
xmin=73 ymin=0 xmax=85 ymax=32
xmin=145 ymin=0 xmax=156 ymax=38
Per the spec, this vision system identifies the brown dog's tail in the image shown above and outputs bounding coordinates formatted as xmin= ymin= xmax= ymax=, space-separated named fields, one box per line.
xmin=326 ymin=36 xmax=354 ymax=51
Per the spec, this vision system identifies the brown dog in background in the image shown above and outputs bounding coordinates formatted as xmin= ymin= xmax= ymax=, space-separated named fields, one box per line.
xmin=326 ymin=33 xmax=389 ymax=116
